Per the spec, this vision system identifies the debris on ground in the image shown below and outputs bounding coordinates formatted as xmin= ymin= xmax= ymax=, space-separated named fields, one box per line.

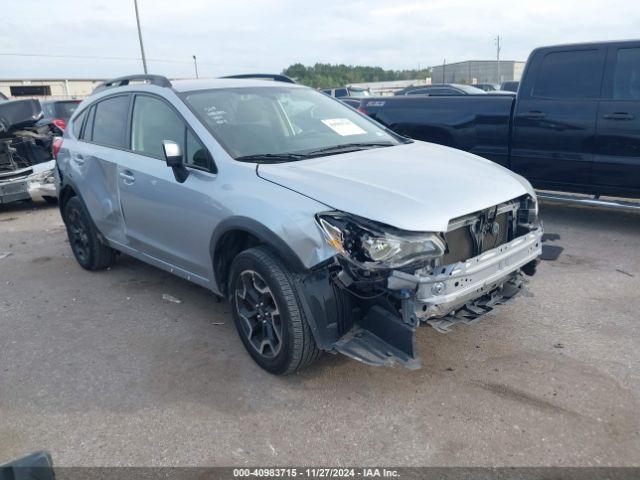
xmin=162 ymin=293 xmax=182 ymax=304
xmin=211 ymin=321 xmax=226 ymax=326
xmin=0 ymin=252 xmax=12 ymax=260
xmin=553 ymin=343 xmax=565 ymax=349
xmin=615 ymin=268 xmax=634 ymax=278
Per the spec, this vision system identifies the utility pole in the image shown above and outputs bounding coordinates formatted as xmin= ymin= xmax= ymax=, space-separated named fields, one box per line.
xmin=133 ymin=0 xmax=148 ymax=74
xmin=442 ymin=58 xmax=446 ymax=83
xmin=495 ymin=35 xmax=501 ymax=84
xmin=193 ymin=55 xmax=199 ymax=78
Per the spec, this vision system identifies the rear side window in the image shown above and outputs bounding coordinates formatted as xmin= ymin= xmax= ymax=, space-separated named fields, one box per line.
xmin=612 ymin=48 xmax=640 ymax=100
xmin=72 ymin=109 xmax=87 ymax=138
xmin=533 ymin=49 xmax=602 ymax=99
xmin=92 ymin=95 xmax=130 ymax=148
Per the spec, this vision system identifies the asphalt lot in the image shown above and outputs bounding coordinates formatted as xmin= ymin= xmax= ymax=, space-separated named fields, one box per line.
xmin=1 ymin=198 xmax=639 ymax=467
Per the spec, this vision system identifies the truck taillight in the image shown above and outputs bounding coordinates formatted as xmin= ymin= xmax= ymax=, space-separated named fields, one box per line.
xmin=52 ymin=137 xmax=63 ymax=159
xmin=52 ymin=119 xmax=67 ymax=131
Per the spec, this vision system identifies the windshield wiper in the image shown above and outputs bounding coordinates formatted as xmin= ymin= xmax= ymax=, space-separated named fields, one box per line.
xmin=235 ymin=153 xmax=311 ymax=163
xmin=304 ymin=141 xmax=395 ymax=156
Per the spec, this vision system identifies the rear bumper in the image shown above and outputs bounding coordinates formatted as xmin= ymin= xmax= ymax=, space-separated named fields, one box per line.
xmin=0 ymin=170 xmax=31 ymax=204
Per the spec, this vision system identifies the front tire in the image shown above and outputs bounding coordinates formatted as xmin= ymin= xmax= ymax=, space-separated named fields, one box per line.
xmin=229 ymin=246 xmax=320 ymax=375
xmin=63 ymin=196 xmax=116 ymax=271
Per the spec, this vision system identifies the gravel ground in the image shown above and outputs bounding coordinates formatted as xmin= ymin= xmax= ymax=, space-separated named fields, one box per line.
xmin=0 ymin=198 xmax=639 ymax=467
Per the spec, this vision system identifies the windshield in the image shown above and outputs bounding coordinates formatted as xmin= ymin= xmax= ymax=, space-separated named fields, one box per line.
xmin=182 ymin=86 xmax=403 ymax=161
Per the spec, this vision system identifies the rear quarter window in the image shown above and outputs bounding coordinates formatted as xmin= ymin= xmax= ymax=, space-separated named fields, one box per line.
xmin=72 ymin=109 xmax=87 ymax=138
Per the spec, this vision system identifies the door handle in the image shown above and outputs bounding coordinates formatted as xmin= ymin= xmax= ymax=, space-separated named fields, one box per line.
xmin=523 ymin=110 xmax=547 ymax=119
xmin=119 ymin=171 xmax=135 ymax=184
xmin=71 ymin=154 xmax=85 ymax=165
xmin=603 ymin=112 xmax=635 ymax=120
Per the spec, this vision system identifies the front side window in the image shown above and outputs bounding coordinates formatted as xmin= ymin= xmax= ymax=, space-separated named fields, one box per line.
xmin=533 ymin=49 xmax=602 ymax=99
xmin=131 ymin=95 xmax=184 ymax=159
xmin=612 ymin=47 xmax=640 ymax=100
xmin=92 ymin=96 xmax=130 ymax=147
xmin=182 ymin=86 xmax=403 ymax=160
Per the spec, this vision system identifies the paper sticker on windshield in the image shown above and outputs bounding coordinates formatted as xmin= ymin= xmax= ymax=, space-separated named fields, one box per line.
xmin=321 ymin=118 xmax=367 ymax=136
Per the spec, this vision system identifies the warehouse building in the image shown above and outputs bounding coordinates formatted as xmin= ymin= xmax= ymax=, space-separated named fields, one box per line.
xmin=0 ymin=78 xmax=103 ymax=100
xmin=431 ymin=60 xmax=525 ymax=85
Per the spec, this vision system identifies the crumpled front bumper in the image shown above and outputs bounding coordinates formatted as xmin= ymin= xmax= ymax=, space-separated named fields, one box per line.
xmin=27 ymin=160 xmax=57 ymax=200
xmin=332 ymin=227 xmax=543 ymax=369
xmin=389 ymin=227 xmax=543 ymax=321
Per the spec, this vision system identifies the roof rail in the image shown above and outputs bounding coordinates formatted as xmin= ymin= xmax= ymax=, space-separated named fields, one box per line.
xmin=220 ymin=73 xmax=296 ymax=84
xmin=92 ymin=74 xmax=172 ymax=94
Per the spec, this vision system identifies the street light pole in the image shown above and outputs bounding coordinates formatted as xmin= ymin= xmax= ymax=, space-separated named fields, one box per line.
xmin=133 ymin=0 xmax=148 ymax=74
xmin=193 ymin=55 xmax=199 ymax=78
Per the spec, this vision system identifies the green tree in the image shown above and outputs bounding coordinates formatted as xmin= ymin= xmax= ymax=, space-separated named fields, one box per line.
xmin=282 ymin=63 xmax=431 ymax=89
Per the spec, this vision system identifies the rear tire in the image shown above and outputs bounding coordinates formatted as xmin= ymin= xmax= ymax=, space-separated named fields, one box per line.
xmin=229 ymin=246 xmax=320 ymax=375
xmin=62 ymin=196 xmax=115 ymax=271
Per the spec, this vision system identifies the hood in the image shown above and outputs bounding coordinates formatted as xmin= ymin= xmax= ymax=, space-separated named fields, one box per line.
xmin=257 ymin=141 xmax=533 ymax=232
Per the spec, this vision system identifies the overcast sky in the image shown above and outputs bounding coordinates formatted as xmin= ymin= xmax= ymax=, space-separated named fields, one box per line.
xmin=2 ymin=0 xmax=639 ymax=79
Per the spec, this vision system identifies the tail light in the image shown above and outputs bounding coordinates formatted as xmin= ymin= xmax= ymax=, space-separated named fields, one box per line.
xmin=52 ymin=118 xmax=67 ymax=131
xmin=357 ymin=106 xmax=369 ymax=115
xmin=52 ymin=137 xmax=63 ymax=160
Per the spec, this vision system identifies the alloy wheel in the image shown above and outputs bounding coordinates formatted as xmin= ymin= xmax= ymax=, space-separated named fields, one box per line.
xmin=67 ymin=207 xmax=90 ymax=264
xmin=234 ymin=270 xmax=283 ymax=358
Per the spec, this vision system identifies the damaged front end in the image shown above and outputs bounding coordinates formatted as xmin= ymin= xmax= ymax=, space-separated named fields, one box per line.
xmin=0 ymin=99 xmax=55 ymax=204
xmin=308 ymin=194 xmax=542 ymax=369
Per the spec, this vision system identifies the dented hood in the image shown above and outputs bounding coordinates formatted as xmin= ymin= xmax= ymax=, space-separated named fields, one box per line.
xmin=257 ymin=141 xmax=533 ymax=232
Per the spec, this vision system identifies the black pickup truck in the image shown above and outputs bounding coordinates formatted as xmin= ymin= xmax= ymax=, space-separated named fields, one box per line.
xmin=359 ymin=40 xmax=640 ymax=199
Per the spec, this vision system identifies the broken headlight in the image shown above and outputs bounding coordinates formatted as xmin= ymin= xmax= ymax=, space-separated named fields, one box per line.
xmin=518 ymin=195 xmax=540 ymax=227
xmin=316 ymin=212 xmax=445 ymax=269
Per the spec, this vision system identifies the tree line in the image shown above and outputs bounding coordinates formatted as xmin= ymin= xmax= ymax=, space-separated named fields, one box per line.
xmin=282 ymin=63 xmax=432 ymax=89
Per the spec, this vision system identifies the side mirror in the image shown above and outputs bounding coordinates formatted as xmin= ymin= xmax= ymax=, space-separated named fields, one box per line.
xmin=162 ymin=140 xmax=189 ymax=183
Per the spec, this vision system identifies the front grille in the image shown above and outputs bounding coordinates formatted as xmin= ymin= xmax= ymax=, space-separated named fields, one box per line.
xmin=441 ymin=200 xmax=519 ymax=265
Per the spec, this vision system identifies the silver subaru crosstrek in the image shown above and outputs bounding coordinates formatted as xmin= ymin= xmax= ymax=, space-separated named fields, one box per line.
xmin=55 ymin=74 xmax=542 ymax=374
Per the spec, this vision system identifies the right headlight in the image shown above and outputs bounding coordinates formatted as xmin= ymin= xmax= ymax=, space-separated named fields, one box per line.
xmin=519 ymin=195 xmax=540 ymax=227
xmin=316 ymin=212 xmax=445 ymax=270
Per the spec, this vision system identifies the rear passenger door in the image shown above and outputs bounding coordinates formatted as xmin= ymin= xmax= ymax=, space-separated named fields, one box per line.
xmin=71 ymin=94 xmax=131 ymax=245
xmin=511 ymin=47 xmax=606 ymax=189
xmin=117 ymin=94 xmax=218 ymax=282
xmin=593 ymin=43 xmax=640 ymax=195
